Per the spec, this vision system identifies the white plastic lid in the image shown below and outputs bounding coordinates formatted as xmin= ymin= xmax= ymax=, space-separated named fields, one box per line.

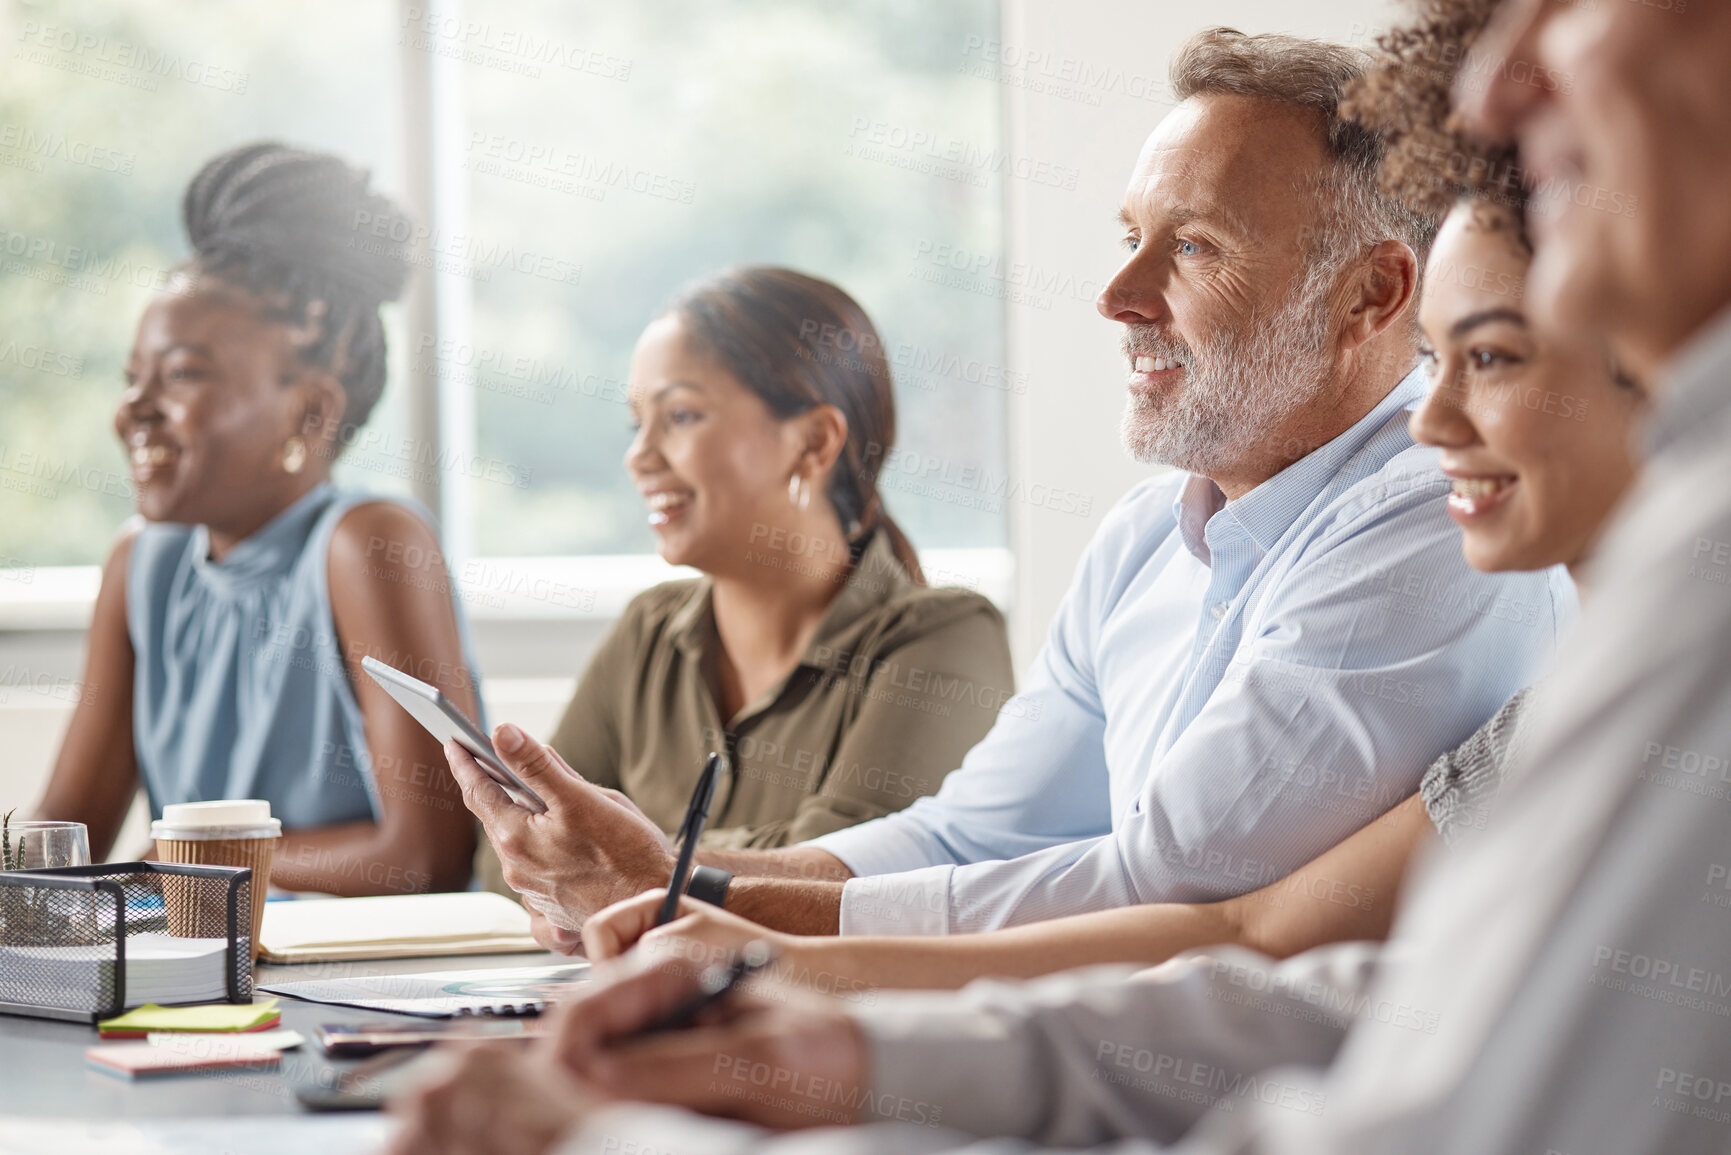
xmin=161 ymin=800 xmax=272 ymax=827
xmin=151 ymin=799 xmax=281 ymax=841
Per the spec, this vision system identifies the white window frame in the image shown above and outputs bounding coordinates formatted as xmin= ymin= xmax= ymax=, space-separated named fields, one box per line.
xmin=0 ymin=548 xmax=1012 ymax=631
xmin=0 ymin=0 xmax=1017 ymax=647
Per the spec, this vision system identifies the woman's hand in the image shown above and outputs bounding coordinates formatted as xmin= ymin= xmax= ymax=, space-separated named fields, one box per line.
xmin=583 ymin=892 xmax=879 ymax=1006
xmin=445 ymin=724 xmax=678 ymax=928
xmin=583 ymin=889 xmax=796 ymax=963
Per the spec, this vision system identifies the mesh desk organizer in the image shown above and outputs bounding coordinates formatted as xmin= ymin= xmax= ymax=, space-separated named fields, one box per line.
xmin=0 ymin=862 xmax=253 ymax=1024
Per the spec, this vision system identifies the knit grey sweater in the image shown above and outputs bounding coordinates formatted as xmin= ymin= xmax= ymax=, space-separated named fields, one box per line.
xmin=1420 ymin=688 xmax=1530 ymax=845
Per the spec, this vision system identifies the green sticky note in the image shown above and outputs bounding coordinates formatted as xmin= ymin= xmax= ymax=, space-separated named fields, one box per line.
xmin=99 ymin=999 xmax=280 ymax=1034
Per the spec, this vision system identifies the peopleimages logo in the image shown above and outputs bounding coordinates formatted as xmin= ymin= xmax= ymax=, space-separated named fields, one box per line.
xmin=399 ymin=7 xmax=632 ymax=81
xmin=1093 ymin=1041 xmax=1327 ymax=1116
xmin=0 ymin=340 xmax=83 ymax=379
xmin=863 ymin=441 xmax=1094 ymax=519
xmin=794 ymin=318 xmax=1029 ymax=395
xmin=845 ymin=116 xmax=1079 ymax=190
xmin=910 ymin=240 xmax=1106 ymax=307
xmin=0 ymin=123 xmax=135 ymax=174
xmin=958 ymin=36 xmax=1171 ymax=107
xmin=463 ymin=132 xmax=696 ymax=205
xmin=349 ymin=211 xmax=584 ymax=285
xmin=0 ymin=228 xmax=174 ymax=294
xmin=15 ymin=20 xmax=249 ymax=93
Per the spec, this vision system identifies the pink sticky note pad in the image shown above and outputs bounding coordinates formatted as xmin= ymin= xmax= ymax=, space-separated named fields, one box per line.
xmin=85 ymin=1039 xmax=282 ymax=1080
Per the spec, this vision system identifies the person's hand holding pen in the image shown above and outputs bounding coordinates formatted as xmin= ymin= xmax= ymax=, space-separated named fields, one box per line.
xmin=444 ymin=723 xmax=677 ymax=948
xmin=388 ymin=939 xmax=870 ymax=1152
xmin=556 ymin=937 xmax=873 ymax=1131
xmin=386 ymin=1036 xmax=600 ymax=1155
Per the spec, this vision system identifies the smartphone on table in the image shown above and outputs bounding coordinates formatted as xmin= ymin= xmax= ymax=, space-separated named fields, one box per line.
xmin=315 ymin=1019 xmax=540 ymax=1058
xmin=360 ymin=655 xmax=547 ymax=813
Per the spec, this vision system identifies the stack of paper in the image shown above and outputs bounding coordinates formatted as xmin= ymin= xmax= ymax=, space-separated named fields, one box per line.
xmin=259 ymin=892 xmax=539 ymax=963
xmin=85 ymin=1036 xmax=283 ymax=1080
xmin=99 ymin=999 xmax=281 ymax=1038
xmin=0 ymin=932 xmax=231 ymax=1007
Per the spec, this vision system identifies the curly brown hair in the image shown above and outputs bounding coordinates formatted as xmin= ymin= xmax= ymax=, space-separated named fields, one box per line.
xmin=1338 ymin=0 xmax=1527 ymax=243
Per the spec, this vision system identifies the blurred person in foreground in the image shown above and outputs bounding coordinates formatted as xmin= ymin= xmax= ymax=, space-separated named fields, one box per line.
xmin=452 ymin=26 xmax=1566 ymax=957
xmin=37 ymin=142 xmax=481 ymax=895
xmin=391 ymin=0 xmax=1731 ymax=1150
xmin=470 ymin=267 xmax=1014 ymax=903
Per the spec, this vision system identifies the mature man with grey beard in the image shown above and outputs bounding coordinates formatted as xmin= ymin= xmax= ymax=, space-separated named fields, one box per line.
xmin=442 ymin=29 xmax=1567 ymax=954
xmin=1116 ymin=210 xmax=1343 ymax=479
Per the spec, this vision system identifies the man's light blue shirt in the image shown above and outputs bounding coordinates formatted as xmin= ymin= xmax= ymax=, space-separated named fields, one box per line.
xmin=811 ymin=368 xmax=1575 ymax=934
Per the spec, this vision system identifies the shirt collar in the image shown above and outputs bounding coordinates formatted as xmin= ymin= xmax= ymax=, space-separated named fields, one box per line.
xmin=1174 ymin=365 xmax=1427 ymax=559
xmin=666 ymin=578 xmax=715 ymax=655
xmin=1648 ymin=303 xmax=1731 ymax=456
xmin=668 ymin=529 xmax=914 ymax=666
xmin=1174 ymin=476 xmax=1226 ymax=564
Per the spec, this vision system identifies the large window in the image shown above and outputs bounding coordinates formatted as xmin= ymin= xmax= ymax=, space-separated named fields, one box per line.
xmin=1 ymin=0 xmax=1006 ymax=592
xmin=1 ymin=0 xmax=409 ymax=567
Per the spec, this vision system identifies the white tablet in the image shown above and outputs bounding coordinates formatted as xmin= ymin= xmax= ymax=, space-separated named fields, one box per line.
xmin=360 ymin=655 xmax=547 ymax=813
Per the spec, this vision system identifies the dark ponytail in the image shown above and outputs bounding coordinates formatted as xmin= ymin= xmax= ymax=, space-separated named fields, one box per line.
xmin=662 ymin=267 xmax=924 ymax=585
xmin=181 ymin=141 xmax=413 ymax=438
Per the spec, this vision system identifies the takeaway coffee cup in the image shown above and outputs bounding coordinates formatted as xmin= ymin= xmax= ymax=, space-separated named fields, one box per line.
xmin=150 ymin=800 xmax=281 ymax=961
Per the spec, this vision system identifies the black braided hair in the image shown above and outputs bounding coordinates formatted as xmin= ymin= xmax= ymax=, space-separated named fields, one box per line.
xmin=181 ymin=142 xmax=413 ymax=435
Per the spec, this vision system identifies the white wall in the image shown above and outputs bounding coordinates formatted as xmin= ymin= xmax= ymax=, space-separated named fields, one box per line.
xmin=999 ymin=0 xmax=1396 ymax=669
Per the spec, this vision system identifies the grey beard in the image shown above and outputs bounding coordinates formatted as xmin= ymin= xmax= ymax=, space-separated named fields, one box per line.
xmin=1120 ymin=271 xmax=1339 ymax=476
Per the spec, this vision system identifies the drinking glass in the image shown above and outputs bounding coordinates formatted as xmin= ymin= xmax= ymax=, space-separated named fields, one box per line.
xmin=1 ymin=821 xmax=91 ymax=870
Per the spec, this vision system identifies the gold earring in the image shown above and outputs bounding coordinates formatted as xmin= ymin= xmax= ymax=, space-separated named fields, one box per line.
xmin=282 ymin=436 xmax=308 ymax=475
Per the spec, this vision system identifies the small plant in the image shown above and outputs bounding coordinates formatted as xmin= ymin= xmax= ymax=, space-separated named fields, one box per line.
xmin=1 ymin=808 xmax=22 ymax=871
xmin=1 ymin=808 xmax=71 ymax=944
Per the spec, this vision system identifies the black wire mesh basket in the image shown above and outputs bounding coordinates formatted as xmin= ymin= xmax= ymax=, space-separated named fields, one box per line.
xmin=0 ymin=861 xmax=253 ymax=1024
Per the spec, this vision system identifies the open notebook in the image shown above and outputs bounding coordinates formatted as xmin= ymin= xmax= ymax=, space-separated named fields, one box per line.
xmin=258 ymin=892 xmax=539 ymax=963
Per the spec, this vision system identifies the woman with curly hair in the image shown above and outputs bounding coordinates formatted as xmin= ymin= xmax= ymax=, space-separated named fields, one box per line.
xmin=33 ymin=143 xmax=483 ymax=895
xmin=572 ymin=0 xmax=1646 ymax=989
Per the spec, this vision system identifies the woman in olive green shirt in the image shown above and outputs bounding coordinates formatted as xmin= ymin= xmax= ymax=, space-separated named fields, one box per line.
xmin=479 ymin=268 xmax=1013 ymax=891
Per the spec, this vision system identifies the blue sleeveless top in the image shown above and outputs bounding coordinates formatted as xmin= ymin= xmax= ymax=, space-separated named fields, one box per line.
xmin=127 ymin=483 xmax=482 ymax=828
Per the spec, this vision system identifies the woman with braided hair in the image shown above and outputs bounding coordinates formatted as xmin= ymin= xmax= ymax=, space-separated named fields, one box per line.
xmin=35 ymin=142 xmax=482 ymax=894
xmin=468 ymin=267 xmax=1014 ymax=942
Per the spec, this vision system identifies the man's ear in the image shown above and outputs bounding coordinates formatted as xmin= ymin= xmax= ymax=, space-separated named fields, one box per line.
xmin=1342 ymin=239 xmax=1420 ymax=351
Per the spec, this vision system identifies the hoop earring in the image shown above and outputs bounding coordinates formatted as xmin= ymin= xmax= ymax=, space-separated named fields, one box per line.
xmin=788 ymin=473 xmax=810 ymax=511
xmin=282 ymin=436 xmax=308 ymax=475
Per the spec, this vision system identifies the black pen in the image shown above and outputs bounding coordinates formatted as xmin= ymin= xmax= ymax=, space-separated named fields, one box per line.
xmin=655 ymin=752 xmax=721 ymax=928
xmin=639 ymin=940 xmax=777 ymax=1035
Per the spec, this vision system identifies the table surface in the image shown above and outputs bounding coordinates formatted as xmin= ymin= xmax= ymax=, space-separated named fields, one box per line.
xmin=0 ymin=950 xmax=567 ymax=1119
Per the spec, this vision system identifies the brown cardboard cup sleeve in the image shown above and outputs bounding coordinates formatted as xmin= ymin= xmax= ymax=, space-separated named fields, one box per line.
xmin=149 ymin=801 xmax=281 ymax=963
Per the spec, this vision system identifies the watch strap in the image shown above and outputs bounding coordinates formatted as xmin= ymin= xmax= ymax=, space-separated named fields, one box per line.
xmin=684 ymin=864 xmax=734 ymax=908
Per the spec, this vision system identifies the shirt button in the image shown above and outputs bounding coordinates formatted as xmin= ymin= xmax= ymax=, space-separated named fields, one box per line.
xmin=1210 ymin=603 xmax=1227 ymax=621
